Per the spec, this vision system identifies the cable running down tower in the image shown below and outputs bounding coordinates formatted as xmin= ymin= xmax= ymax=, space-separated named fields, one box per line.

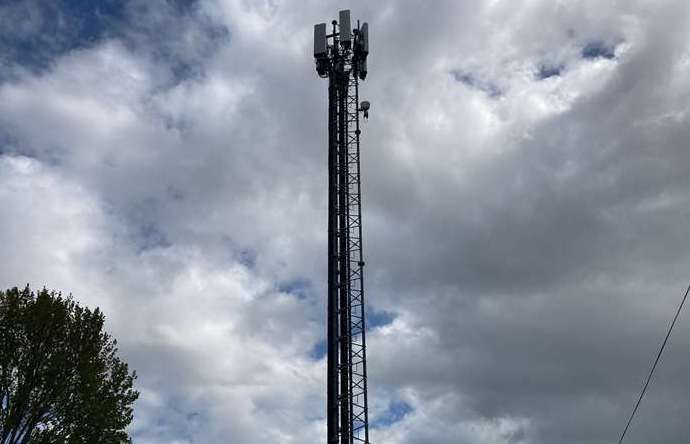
xmin=314 ymin=10 xmax=371 ymax=444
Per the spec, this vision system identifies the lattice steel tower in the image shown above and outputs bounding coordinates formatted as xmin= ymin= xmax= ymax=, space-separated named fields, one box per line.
xmin=314 ymin=10 xmax=371 ymax=444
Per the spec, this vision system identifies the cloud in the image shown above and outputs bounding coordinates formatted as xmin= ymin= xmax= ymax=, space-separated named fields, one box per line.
xmin=2 ymin=0 xmax=690 ymax=443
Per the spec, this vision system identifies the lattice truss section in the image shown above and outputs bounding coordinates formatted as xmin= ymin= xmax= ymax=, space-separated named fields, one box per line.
xmin=334 ymin=49 xmax=370 ymax=444
xmin=345 ymin=72 xmax=369 ymax=443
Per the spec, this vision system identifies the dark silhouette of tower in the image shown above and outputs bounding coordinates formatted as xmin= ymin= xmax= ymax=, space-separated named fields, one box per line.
xmin=314 ymin=10 xmax=371 ymax=444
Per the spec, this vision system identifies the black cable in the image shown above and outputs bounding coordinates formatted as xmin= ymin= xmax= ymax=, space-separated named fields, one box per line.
xmin=617 ymin=282 xmax=690 ymax=443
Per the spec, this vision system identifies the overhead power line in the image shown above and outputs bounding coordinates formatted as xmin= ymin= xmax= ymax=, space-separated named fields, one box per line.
xmin=617 ymin=282 xmax=690 ymax=443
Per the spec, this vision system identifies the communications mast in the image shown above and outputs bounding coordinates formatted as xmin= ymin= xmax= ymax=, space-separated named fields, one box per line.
xmin=314 ymin=10 xmax=371 ymax=444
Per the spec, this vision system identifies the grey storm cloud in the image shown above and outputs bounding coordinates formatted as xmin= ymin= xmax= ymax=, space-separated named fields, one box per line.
xmin=2 ymin=0 xmax=690 ymax=443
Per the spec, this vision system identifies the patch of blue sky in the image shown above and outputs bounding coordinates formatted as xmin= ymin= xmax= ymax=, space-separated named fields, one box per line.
xmin=58 ymin=0 xmax=125 ymax=41
xmin=309 ymin=338 xmax=327 ymax=360
xmin=0 ymin=0 xmax=126 ymax=72
xmin=0 ymin=0 xmax=229 ymax=86
xmin=372 ymin=400 xmax=413 ymax=428
xmin=367 ymin=307 xmax=396 ymax=328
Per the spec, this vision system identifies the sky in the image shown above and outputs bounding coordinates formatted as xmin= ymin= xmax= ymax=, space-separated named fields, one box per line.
xmin=1 ymin=0 xmax=690 ymax=442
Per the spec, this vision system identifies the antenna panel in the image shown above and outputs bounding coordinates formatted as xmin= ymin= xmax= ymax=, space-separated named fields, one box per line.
xmin=339 ymin=10 xmax=352 ymax=47
xmin=360 ymin=22 xmax=369 ymax=55
xmin=314 ymin=23 xmax=327 ymax=58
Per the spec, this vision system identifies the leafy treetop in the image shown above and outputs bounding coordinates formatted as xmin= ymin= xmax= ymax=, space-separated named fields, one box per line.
xmin=0 ymin=286 xmax=139 ymax=444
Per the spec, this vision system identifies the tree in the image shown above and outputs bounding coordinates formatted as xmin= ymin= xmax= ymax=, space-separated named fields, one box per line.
xmin=0 ymin=286 xmax=139 ymax=444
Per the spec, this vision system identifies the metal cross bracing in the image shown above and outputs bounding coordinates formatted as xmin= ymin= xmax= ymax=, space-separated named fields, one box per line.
xmin=314 ymin=10 xmax=370 ymax=444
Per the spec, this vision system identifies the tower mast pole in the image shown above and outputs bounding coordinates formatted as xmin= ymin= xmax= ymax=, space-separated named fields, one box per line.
xmin=326 ymin=26 xmax=339 ymax=443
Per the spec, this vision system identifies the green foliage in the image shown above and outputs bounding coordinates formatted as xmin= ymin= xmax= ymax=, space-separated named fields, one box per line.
xmin=0 ymin=286 xmax=139 ymax=444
